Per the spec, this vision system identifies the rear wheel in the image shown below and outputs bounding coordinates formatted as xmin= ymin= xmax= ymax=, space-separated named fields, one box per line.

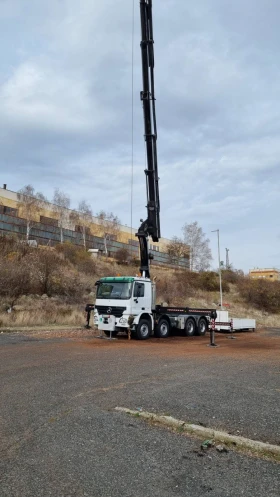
xmin=184 ymin=318 xmax=196 ymax=337
xmin=136 ymin=319 xmax=151 ymax=340
xmin=197 ymin=318 xmax=208 ymax=336
xmin=155 ymin=318 xmax=170 ymax=338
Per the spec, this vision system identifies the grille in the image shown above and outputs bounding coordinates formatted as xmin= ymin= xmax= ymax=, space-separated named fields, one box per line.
xmin=95 ymin=305 xmax=126 ymax=318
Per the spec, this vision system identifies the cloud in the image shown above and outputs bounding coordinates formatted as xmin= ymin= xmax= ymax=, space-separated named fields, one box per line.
xmin=0 ymin=0 xmax=280 ymax=271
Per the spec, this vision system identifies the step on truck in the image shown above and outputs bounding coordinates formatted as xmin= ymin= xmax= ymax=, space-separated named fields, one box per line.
xmin=87 ymin=276 xmax=217 ymax=340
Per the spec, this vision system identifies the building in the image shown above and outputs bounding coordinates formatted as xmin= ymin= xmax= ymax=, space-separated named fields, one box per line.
xmin=0 ymin=185 xmax=189 ymax=269
xmin=249 ymin=268 xmax=280 ymax=281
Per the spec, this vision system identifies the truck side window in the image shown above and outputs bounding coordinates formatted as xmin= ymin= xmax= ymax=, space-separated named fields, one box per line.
xmin=134 ymin=283 xmax=145 ymax=298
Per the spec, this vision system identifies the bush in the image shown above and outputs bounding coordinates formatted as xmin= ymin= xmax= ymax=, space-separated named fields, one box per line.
xmin=55 ymin=242 xmax=96 ymax=274
xmin=115 ymin=248 xmax=130 ymax=264
xmin=0 ymin=258 xmax=32 ymax=303
xmin=221 ymin=269 xmax=242 ymax=284
xmin=237 ymin=277 xmax=280 ymax=313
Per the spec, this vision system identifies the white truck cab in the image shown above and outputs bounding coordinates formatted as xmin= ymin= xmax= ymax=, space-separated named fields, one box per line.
xmin=94 ymin=277 xmax=156 ymax=338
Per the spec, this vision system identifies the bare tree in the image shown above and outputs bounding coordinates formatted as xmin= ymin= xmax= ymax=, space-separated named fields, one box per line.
xmin=96 ymin=210 xmax=121 ymax=256
xmin=17 ymin=185 xmax=47 ymax=241
xmin=71 ymin=200 xmax=93 ymax=250
xmin=52 ymin=189 xmax=70 ymax=243
xmin=167 ymin=236 xmax=190 ymax=267
xmin=182 ymin=221 xmax=212 ymax=271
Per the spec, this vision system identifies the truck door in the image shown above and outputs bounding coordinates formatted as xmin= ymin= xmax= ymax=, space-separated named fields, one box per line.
xmin=131 ymin=282 xmax=149 ymax=316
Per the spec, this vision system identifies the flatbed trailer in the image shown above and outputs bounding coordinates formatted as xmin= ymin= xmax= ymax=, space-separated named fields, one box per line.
xmin=215 ymin=310 xmax=256 ymax=332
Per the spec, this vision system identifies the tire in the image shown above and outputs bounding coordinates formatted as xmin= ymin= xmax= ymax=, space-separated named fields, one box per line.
xmin=136 ymin=319 xmax=151 ymax=340
xmin=184 ymin=318 xmax=196 ymax=337
xmin=155 ymin=318 xmax=170 ymax=338
xmin=197 ymin=318 xmax=208 ymax=336
xmin=103 ymin=330 xmax=119 ymax=337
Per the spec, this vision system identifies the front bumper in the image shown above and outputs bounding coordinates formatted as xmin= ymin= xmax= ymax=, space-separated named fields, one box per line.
xmin=94 ymin=313 xmax=130 ymax=330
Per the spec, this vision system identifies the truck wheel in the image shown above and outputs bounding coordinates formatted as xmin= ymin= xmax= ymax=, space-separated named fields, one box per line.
xmin=197 ymin=318 xmax=208 ymax=336
xmin=136 ymin=319 xmax=151 ymax=340
xmin=185 ymin=318 xmax=196 ymax=337
xmin=155 ymin=318 xmax=170 ymax=338
xmin=103 ymin=330 xmax=119 ymax=337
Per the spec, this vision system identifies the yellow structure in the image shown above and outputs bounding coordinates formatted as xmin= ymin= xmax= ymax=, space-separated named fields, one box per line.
xmin=0 ymin=185 xmax=171 ymax=253
xmin=249 ymin=268 xmax=280 ymax=281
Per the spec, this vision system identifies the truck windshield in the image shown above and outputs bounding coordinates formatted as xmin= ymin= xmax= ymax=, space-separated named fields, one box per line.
xmin=96 ymin=282 xmax=132 ymax=300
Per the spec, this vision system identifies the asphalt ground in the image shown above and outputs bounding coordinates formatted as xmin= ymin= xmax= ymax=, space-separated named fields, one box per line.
xmin=0 ymin=328 xmax=279 ymax=496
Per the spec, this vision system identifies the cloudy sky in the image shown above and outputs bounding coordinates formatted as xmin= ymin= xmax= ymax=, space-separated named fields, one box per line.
xmin=1 ymin=0 xmax=280 ymax=272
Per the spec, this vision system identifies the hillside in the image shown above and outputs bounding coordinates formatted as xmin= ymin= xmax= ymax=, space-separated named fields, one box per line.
xmin=0 ymin=237 xmax=279 ymax=329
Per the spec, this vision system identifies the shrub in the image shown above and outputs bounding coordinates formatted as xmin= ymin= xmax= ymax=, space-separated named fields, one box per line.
xmin=55 ymin=242 xmax=96 ymax=274
xmin=221 ymin=269 xmax=242 ymax=284
xmin=237 ymin=277 xmax=280 ymax=313
xmin=115 ymin=248 xmax=130 ymax=264
xmin=0 ymin=258 xmax=32 ymax=303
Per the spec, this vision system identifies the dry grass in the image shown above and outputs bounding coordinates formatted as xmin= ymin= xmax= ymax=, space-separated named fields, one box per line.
xmin=0 ymin=299 xmax=85 ymax=328
xmin=0 ymin=245 xmax=279 ymax=329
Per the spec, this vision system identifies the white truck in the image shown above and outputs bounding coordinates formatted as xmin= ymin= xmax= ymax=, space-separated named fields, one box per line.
xmin=88 ymin=276 xmax=217 ymax=340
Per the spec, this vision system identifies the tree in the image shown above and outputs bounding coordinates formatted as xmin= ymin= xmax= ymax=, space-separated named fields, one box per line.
xmin=52 ymin=189 xmax=71 ymax=243
xmin=70 ymin=200 xmax=93 ymax=250
xmin=167 ymin=236 xmax=190 ymax=266
xmin=96 ymin=210 xmax=121 ymax=256
xmin=115 ymin=247 xmax=130 ymax=264
xmin=182 ymin=221 xmax=212 ymax=271
xmin=17 ymin=185 xmax=47 ymax=241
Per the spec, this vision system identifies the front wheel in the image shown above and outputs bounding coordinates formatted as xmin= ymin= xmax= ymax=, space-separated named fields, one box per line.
xmin=155 ymin=318 xmax=170 ymax=338
xmin=136 ymin=319 xmax=151 ymax=340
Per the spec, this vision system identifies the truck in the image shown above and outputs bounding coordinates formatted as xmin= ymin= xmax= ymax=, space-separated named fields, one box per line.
xmin=86 ymin=0 xmax=217 ymax=339
xmin=91 ymin=276 xmax=216 ymax=339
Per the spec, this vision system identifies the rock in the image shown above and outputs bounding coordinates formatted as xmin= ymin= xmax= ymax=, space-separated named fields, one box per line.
xmin=41 ymin=294 xmax=49 ymax=300
xmin=216 ymin=445 xmax=228 ymax=453
xmin=13 ymin=305 xmax=25 ymax=312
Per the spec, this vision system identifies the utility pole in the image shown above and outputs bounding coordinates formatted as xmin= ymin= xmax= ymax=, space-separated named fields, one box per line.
xmin=212 ymin=229 xmax=223 ymax=309
xmin=226 ymin=248 xmax=230 ymax=270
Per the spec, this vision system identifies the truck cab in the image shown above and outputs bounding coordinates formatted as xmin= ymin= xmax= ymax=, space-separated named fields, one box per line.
xmin=94 ymin=277 xmax=156 ymax=339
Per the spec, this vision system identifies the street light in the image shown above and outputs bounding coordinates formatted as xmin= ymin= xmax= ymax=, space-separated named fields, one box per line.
xmin=211 ymin=229 xmax=223 ymax=309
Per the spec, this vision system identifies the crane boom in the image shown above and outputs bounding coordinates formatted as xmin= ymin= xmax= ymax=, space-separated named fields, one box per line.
xmin=136 ymin=0 xmax=160 ymax=278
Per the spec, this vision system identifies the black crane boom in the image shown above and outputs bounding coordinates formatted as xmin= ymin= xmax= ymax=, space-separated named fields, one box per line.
xmin=136 ymin=0 xmax=160 ymax=278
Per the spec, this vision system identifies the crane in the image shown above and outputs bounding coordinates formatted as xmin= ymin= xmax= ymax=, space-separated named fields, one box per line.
xmin=89 ymin=0 xmax=217 ymax=340
xmin=136 ymin=0 xmax=160 ymax=278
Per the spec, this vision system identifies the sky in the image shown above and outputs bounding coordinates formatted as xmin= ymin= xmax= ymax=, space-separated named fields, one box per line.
xmin=0 ymin=0 xmax=280 ymax=273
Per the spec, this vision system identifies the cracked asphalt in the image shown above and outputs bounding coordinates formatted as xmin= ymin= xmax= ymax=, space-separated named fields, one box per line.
xmin=0 ymin=328 xmax=279 ymax=496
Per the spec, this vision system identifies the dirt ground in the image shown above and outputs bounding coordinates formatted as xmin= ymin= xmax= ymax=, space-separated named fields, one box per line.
xmin=7 ymin=326 xmax=279 ymax=362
